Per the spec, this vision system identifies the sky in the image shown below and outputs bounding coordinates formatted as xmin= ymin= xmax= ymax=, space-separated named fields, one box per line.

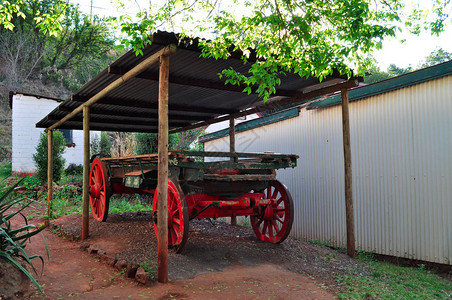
xmin=70 ymin=0 xmax=452 ymax=70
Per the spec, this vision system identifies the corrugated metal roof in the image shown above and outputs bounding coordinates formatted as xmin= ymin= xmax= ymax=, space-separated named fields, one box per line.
xmin=36 ymin=31 xmax=349 ymax=132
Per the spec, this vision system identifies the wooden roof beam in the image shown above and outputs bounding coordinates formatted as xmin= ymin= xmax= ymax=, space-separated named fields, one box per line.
xmin=58 ymin=104 xmax=210 ymax=121
xmin=107 ymin=66 xmax=297 ymax=97
xmin=47 ymin=114 xmax=190 ymax=127
xmin=70 ymin=97 xmax=238 ymax=115
xmin=54 ymin=122 xmax=160 ymax=132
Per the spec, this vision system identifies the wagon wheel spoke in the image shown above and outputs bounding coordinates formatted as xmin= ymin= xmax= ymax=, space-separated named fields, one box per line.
xmin=275 ymin=215 xmax=284 ymax=224
xmin=267 ymin=221 xmax=273 ymax=238
xmin=271 ymin=219 xmax=279 ymax=234
xmin=173 ymin=217 xmax=181 ymax=225
xmin=271 ymin=189 xmax=279 ymax=200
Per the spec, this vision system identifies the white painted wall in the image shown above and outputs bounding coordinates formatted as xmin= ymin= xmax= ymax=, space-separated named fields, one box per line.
xmin=11 ymin=94 xmax=100 ymax=173
xmin=204 ymin=75 xmax=452 ymax=265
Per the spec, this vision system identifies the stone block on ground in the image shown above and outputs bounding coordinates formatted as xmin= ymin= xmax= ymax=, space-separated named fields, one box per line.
xmin=114 ymin=260 xmax=127 ymax=272
xmin=135 ymin=267 xmax=150 ymax=284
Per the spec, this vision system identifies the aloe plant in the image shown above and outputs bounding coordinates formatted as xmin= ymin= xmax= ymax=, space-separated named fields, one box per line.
xmin=0 ymin=177 xmax=49 ymax=293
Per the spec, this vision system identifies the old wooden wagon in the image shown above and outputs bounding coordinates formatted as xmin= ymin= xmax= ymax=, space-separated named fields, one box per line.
xmin=89 ymin=150 xmax=298 ymax=252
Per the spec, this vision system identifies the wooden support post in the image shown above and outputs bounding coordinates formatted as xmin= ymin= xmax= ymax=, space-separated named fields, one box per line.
xmin=341 ymin=88 xmax=355 ymax=257
xmin=82 ymin=106 xmax=90 ymax=240
xmin=229 ymin=117 xmax=237 ymax=226
xmin=157 ymin=54 xmax=170 ymax=283
xmin=46 ymin=130 xmax=53 ymax=225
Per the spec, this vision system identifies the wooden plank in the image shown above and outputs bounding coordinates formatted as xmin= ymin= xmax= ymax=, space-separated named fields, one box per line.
xmin=46 ymin=130 xmax=53 ymax=225
xmin=46 ymin=44 xmax=177 ymax=131
xmin=101 ymin=151 xmax=184 ymax=162
xmin=169 ymin=79 xmax=359 ymax=134
xmin=174 ymin=150 xmax=298 ymax=160
xmin=82 ymin=106 xmax=90 ymax=240
xmin=341 ymin=88 xmax=355 ymax=257
xmin=171 ymin=160 xmax=297 ymax=170
xmin=203 ymin=174 xmax=275 ymax=181
xmin=157 ymin=54 xmax=170 ymax=284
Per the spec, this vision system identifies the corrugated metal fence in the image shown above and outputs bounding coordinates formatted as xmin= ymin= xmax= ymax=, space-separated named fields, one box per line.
xmin=204 ymin=75 xmax=452 ymax=264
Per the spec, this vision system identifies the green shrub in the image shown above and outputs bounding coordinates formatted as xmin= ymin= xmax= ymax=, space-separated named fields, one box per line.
xmin=90 ymin=132 xmax=112 ymax=157
xmin=135 ymin=128 xmax=205 ymax=155
xmin=32 ymin=131 xmax=66 ymax=183
xmin=21 ymin=175 xmax=42 ymax=199
xmin=0 ymin=178 xmax=49 ymax=293
xmin=135 ymin=132 xmax=158 ymax=155
xmin=65 ymin=164 xmax=83 ymax=176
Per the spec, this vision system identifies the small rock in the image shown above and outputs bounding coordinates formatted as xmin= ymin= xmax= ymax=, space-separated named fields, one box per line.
xmin=87 ymin=245 xmax=98 ymax=254
xmin=79 ymin=241 xmax=90 ymax=251
xmin=126 ymin=264 xmax=138 ymax=278
xmin=135 ymin=267 xmax=149 ymax=284
xmin=114 ymin=260 xmax=127 ymax=272
xmin=99 ymin=254 xmax=116 ymax=267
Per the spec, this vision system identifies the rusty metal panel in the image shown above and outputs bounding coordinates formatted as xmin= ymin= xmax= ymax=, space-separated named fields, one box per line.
xmin=205 ymin=75 xmax=452 ymax=264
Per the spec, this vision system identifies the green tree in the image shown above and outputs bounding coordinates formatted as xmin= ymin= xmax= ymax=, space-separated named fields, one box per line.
xmin=114 ymin=0 xmax=451 ymax=101
xmin=90 ymin=132 xmax=112 ymax=157
xmin=387 ymin=64 xmax=412 ymax=77
xmin=32 ymin=130 xmax=66 ymax=182
xmin=420 ymin=48 xmax=452 ymax=68
xmin=0 ymin=0 xmax=117 ymax=91
xmin=364 ymin=65 xmax=391 ymax=84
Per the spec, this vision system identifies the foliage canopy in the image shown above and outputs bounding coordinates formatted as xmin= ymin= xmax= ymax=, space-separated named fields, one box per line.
xmin=114 ymin=0 xmax=451 ymax=101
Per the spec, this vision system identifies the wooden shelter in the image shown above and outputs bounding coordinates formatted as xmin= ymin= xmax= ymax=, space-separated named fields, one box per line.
xmin=36 ymin=31 xmax=360 ymax=282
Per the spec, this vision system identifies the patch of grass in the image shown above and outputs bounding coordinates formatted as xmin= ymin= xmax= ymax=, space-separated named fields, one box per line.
xmin=308 ymin=238 xmax=333 ymax=247
xmin=108 ymin=195 xmax=152 ymax=214
xmin=0 ymin=161 xmax=11 ymax=179
xmin=337 ymin=251 xmax=452 ymax=299
xmin=138 ymin=261 xmax=156 ymax=280
xmin=238 ymin=216 xmax=252 ymax=228
xmin=49 ymin=192 xmax=152 ymax=219
xmin=60 ymin=173 xmax=83 ymax=185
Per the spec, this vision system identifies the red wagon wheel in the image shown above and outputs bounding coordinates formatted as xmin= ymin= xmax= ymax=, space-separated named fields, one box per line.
xmin=251 ymin=180 xmax=294 ymax=244
xmin=153 ymin=179 xmax=189 ymax=253
xmin=89 ymin=158 xmax=111 ymax=222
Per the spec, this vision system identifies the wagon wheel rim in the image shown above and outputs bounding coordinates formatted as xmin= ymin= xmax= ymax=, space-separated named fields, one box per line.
xmin=89 ymin=158 xmax=110 ymax=222
xmin=153 ymin=179 xmax=189 ymax=253
xmin=251 ymin=180 xmax=294 ymax=244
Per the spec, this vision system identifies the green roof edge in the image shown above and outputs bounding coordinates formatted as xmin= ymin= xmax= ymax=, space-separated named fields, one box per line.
xmin=307 ymin=60 xmax=452 ymax=110
xmin=199 ymin=108 xmax=299 ymax=143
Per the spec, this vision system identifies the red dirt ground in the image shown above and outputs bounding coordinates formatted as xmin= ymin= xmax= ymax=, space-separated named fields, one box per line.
xmin=13 ymin=212 xmax=337 ymax=299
